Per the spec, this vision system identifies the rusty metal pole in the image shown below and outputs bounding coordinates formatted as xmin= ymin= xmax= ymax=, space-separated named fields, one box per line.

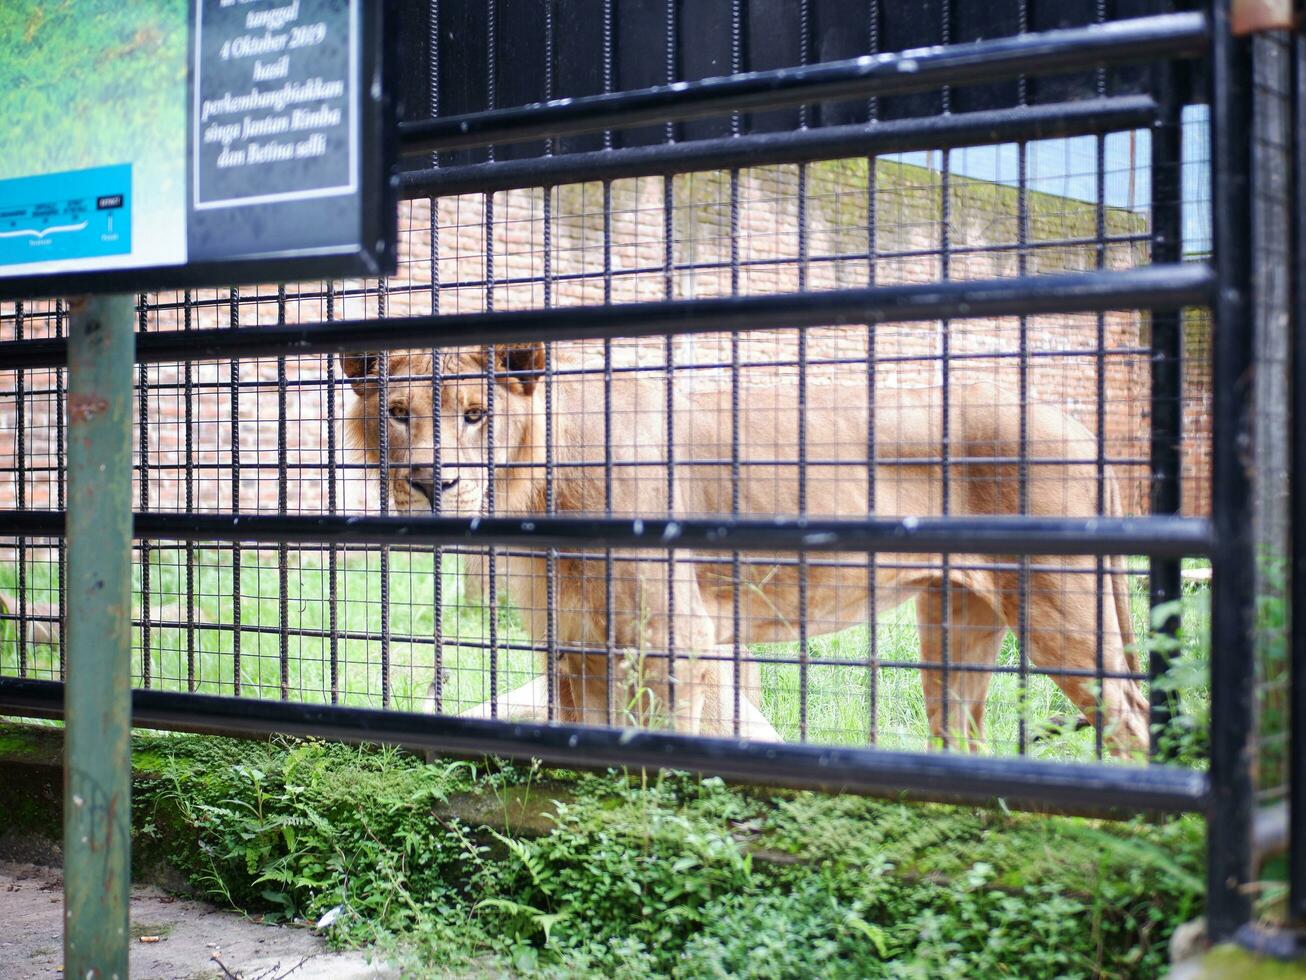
xmin=64 ymin=294 xmax=135 ymax=979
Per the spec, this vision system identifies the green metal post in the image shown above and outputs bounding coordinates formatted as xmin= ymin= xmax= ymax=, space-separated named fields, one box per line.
xmin=64 ymin=294 xmax=135 ymax=979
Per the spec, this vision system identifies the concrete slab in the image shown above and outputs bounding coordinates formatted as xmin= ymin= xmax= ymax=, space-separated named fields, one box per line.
xmin=0 ymin=861 xmax=396 ymax=980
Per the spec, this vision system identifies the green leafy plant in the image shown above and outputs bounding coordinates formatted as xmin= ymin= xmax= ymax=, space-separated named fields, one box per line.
xmin=129 ymin=733 xmax=1205 ymax=978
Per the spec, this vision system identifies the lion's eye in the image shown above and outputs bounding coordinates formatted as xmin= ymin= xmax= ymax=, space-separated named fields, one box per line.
xmin=388 ymin=404 xmax=409 ymax=424
xmin=463 ymin=407 xmax=485 ymax=425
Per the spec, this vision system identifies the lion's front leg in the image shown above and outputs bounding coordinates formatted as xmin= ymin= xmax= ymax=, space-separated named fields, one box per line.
xmin=686 ymin=654 xmax=782 ymax=742
xmin=593 ymin=553 xmax=781 ymax=741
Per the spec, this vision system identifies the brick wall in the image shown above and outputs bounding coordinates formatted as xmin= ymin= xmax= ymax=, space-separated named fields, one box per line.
xmin=0 ymin=159 xmax=1212 ymax=523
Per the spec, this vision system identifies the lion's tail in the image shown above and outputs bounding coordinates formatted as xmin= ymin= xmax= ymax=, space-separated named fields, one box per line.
xmin=1107 ymin=474 xmax=1141 ymax=677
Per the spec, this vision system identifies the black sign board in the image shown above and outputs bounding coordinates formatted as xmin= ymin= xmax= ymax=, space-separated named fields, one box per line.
xmin=0 ymin=0 xmax=395 ymax=299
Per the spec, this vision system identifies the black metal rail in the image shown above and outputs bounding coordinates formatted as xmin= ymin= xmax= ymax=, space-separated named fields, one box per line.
xmin=0 ymin=265 xmax=1214 ymax=371
xmin=400 ymin=96 xmax=1157 ymax=198
xmin=1148 ymin=44 xmax=1185 ymax=759
xmin=1290 ymin=20 xmax=1306 ymax=929
xmin=397 ymin=14 xmax=1206 ymax=154
xmin=1206 ymin=0 xmax=1256 ymax=943
xmin=0 ymin=511 xmax=1213 ymax=557
xmin=0 ymin=677 xmax=1208 ymax=818
xmin=0 ymin=0 xmax=1266 ymax=942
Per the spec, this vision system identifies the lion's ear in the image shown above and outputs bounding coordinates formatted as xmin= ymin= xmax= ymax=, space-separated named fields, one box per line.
xmin=494 ymin=343 xmax=545 ymax=395
xmin=340 ymin=352 xmax=382 ymax=394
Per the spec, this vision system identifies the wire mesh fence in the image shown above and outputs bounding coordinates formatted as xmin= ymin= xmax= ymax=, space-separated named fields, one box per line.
xmin=5 ymin=0 xmax=1299 ymax=948
xmin=1 ymin=107 xmax=1213 ymax=761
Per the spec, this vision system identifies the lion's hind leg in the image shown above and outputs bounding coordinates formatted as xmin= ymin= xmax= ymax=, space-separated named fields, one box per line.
xmin=1001 ymin=563 xmax=1148 ymax=757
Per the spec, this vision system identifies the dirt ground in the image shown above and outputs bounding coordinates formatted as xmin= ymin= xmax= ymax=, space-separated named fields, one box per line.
xmin=0 ymin=861 xmax=397 ymax=980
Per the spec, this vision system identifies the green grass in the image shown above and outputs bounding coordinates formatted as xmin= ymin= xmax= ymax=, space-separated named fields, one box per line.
xmin=0 ymin=548 xmax=539 ymax=715
xmin=1 ymin=551 xmax=1211 ymax=762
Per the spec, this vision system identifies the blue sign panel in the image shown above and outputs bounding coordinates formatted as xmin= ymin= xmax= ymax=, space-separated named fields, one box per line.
xmin=0 ymin=164 xmax=132 ymax=268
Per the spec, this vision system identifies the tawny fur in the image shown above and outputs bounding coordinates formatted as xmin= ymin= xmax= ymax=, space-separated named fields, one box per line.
xmin=343 ymin=346 xmax=1148 ymax=753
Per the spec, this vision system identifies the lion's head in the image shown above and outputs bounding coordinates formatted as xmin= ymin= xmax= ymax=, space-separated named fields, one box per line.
xmin=341 ymin=344 xmax=546 ymax=515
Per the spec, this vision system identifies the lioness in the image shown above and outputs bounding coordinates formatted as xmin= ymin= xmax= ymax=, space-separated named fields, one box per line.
xmin=343 ymin=344 xmax=1148 ymax=753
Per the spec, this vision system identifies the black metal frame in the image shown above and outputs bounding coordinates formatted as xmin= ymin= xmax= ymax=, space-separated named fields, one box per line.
xmin=0 ymin=1 xmax=1280 ymax=944
xmin=0 ymin=264 xmax=1212 ymax=371
xmin=0 ymin=675 xmax=1206 ymax=817
xmin=1207 ymin=0 xmax=1256 ymax=939
xmin=1290 ymin=12 xmax=1306 ymax=931
xmin=0 ymin=510 xmax=1214 ymax=557
xmin=396 ymin=13 xmax=1206 ymax=153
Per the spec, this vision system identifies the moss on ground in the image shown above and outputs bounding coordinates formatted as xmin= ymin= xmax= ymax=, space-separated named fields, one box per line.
xmin=1193 ymin=946 xmax=1306 ymax=979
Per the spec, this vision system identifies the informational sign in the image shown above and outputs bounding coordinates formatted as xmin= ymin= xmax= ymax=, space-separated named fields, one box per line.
xmin=0 ymin=0 xmax=394 ymax=299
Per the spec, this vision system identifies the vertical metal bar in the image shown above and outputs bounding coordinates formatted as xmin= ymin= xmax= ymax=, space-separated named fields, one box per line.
xmin=378 ymin=279 xmax=392 ymax=709
xmin=1016 ymin=145 xmax=1030 ymax=755
xmin=485 ymin=340 xmax=498 ymax=717
xmin=229 ymin=288 xmax=242 ymax=695
xmin=428 ymin=0 xmax=443 ymax=715
xmin=1149 ymin=49 xmax=1185 ymax=758
xmin=137 ymin=295 xmax=151 ymax=691
xmin=866 ymin=0 xmax=880 ymax=747
xmin=1094 ymin=130 xmax=1108 ymax=761
xmin=938 ymin=0 xmax=953 ymax=747
xmin=663 ymin=0 xmax=678 ymax=722
xmin=277 ymin=284 xmax=290 ymax=701
xmin=601 ymin=0 xmax=615 ymax=726
xmin=544 ymin=192 xmax=557 ymax=722
xmin=602 ymin=185 xmax=615 ymax=725
xmin=1091 ymin=0 xmax=1111 ymax=762
xmin=55 ymin=299 xmax=67 ymax=682
xmin=729 ymin=0 xmax=744 ymax=738
xmin=1015 ymin=0 xmax=1032 ymax=757
xmin=183 ymin=291 xmax=196 ymax=692
xmin=797 ymin=0 xmax=811 ymax=744
xmin=15 ymin=301 xmax=26 ymax=678
xmin=1206 ymin=0 xmax=1256 ymax=942
xmin=63 ymin=293 xmax=135 ymax=980
xmin=484 ymin=0 xmax=499 ymax=718
xmin=430 ymin=337 xmax=444 ymax=714
xmin=1289 ymin=22 xmax=1306 ymax=928
xmin=325 ymin=281 xmax=340 ymax=704
xmin=603 ymin=207 xmax=615 ymax=724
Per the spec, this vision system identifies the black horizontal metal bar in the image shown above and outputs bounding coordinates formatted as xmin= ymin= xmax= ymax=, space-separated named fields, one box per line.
xmin=0 ymin=230 xmax=1152 ymax=328
xmin=0 ymin=265 xmax=1214 ymax=370
xmin=7 ymin=343 xmax=1157 ymax=400
xmin=398 ymin=14 xmax=1205 ymax=155
xmin=401 ymin=97 xmax=1156 ymax=198
xmin=0 ymin=677 xmax=1207 ymax=816
xmin=0 ymin=510 xmax=1213 ymax=557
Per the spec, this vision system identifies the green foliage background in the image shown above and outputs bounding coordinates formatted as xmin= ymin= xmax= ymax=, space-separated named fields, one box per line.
xmin=134 ymin=735 xmax=1205 ymax=978
xmin=0 ymin=2 xmax=187 ymax=196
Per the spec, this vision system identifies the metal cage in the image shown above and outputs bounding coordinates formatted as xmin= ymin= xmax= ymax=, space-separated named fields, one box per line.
xmin=1 ymin=0 xmax=1300 ymax=946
